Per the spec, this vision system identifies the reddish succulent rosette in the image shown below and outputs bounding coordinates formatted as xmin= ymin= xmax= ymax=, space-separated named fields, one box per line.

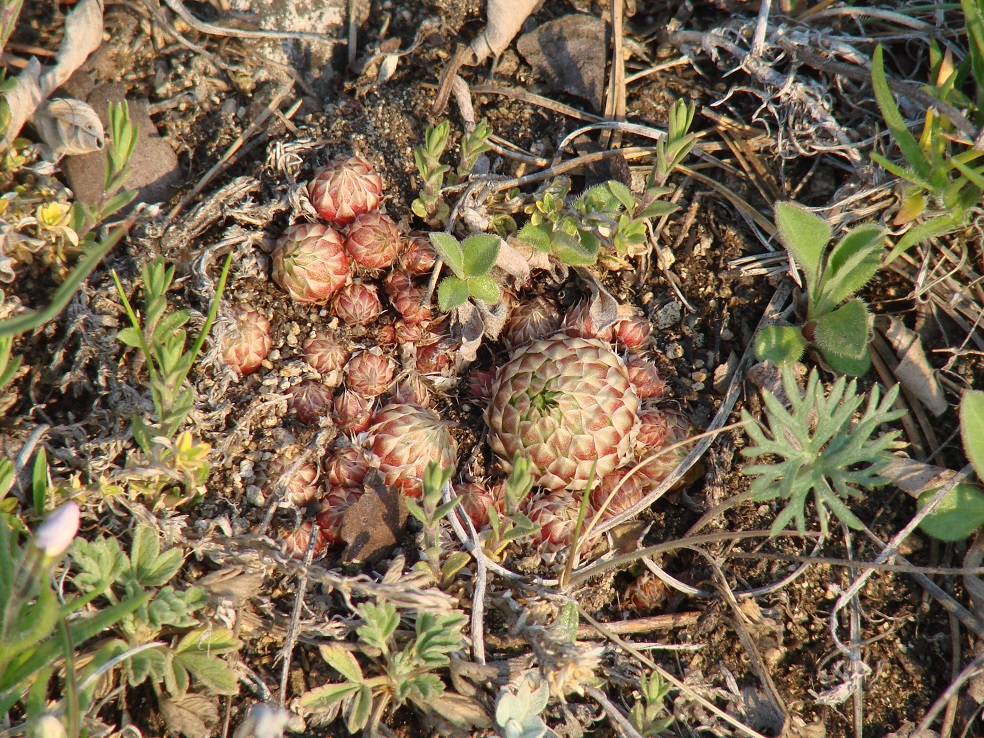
xmin=333 ymin=388 xmax=374 ymax=435
xmin=502 ymin=295 xmax=561 ymax=348
xmin=344 ymin=212 xmax=403 ymax=270
xmin=324 ymin=442 xmax=370 ymax=488
xmin=344 ymin=348 xmax=397 ymax=398
xmin=303 ymin=333 xmax=350 ymax=375
xmin=273 ymin=222 xmax=350 ymax=303
xmin=222 ymin=307 xmax=272 ymax=375
xmin=399 ymin=234 xmax=439 ymax=276
xmin=264 ymin=456 xmax=320 ymax=507
xmin=626 ymin=358 xmax=667 ymax=400
xmin=367 ymin=401 xmax=457 ymax=498
xmin=333 ymin=282 xmax=383 ymax=326
xmin=288 ymin=379 xmax=334 ymax=425
xmin=614 ymin=314 xmax=652 ymax=350
xmin=308 ymin=154 xmax=383 ymax=226
xmin=316 ymin=485 xmax=364 ymax=548
xmin=563 ymin=300 xmax=614 ymax=342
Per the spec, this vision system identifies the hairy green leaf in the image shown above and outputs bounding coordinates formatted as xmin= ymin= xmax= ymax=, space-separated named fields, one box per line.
xmin=918 ymin=482 xmax=984 ymax=541
xmin=467 ymin=275 xmax=502 ymax=304
xmin=961 ymin=390 xmax=984 ymax=482
xmin=754 ymin=325 xmax=807 ymax=366
xmin=437 ymin=276 xmax=470 ymax=312
xmin=813 ymin=299 xmax=871 ymax=361
xmin=461 ymin=234 xmax=500 ymax=277
xmin=429 ymin=233 xmax=465 ymax=278
xmin=774 ymin=202 xmax=829 ymax=295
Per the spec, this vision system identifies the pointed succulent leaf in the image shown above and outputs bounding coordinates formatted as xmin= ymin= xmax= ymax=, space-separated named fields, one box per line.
xmin=774 ymin=202 xmax=829 ymax=295
xmin=754 ymin=325 xmax=807 ymax=366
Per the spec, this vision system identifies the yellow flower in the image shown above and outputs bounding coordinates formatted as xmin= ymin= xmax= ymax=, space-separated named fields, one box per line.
xmin=36 ymin=200 xmax=71 ymax=230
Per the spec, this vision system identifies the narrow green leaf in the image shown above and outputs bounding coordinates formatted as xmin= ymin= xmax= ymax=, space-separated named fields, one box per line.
xmin=467 ymin=275 xmax=502 ymax=304
xmin=961 ymin=390 xmax=984 ymax=481
xmin=461 ymin=234 xmax=500 ymax=277
xmin=429 ymin=232 xmax=465 ymax=278
xmin=348 ymin=684 xmax=374 ymax=733
xmin=32 ymin=448 xmax=48 ymax=516
xmin=437 ymin=277 xmax=470 ymax=312
xmin=813 ymin=299 xmax=871 ymax=361
xmin=441 ymin=552 xmax=471 ymax=581
xmin=871 ymin=45 xmax=933 ymax=182
xmin=754 ymin=325 xmax=807 ymax=366
xmin=886 ymin=212 xmax=963 ymax=264
xmin=774 ymin=202 xmax=829 ymax=295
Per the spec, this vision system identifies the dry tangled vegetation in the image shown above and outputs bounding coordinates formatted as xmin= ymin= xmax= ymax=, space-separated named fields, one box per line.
xmin=4 ymin=0 xmax=984 ymax=737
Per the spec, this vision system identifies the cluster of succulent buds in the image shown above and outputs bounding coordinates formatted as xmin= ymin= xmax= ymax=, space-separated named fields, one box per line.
xmin=222 ymin=307 xmax=273 ymax=375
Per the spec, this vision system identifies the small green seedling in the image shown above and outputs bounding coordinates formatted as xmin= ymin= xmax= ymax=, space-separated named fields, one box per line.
xmin=412 ymin=119 xmax=491 ymax=228
xmin=649 ymin=98 xmax=698 ymax=188
xmin=870 ymin=43 xmax=984 ymax=262
xmin=405 ymin=462 xmax=470 ymax=582
xmin=755 ymin=202 xmax=885 ymax=376
xmin=484 ymin=454 xmax=540 ymax=561
xmin=918 ymin=390 xmax=984 ymax=540
xmin=429 ymin=232 xmax=502 ymax=311
xmin=741 ymin=367 xmax=904 ymax=536
xmin=495 ymin=678 xmax=555 ymax=738
xmin=300 ymin=602 xmax=482 ymax=735
xmin=629 ymin=671 xmax=674 ymax=737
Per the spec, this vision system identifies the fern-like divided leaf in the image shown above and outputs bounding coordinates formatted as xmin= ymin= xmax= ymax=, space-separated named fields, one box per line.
xmin=740 ymin=367 xmax=905 ymax=536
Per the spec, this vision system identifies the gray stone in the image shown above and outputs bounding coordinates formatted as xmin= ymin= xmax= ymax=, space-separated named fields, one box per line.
xmin=62 ymin=83 xmax=181 ymax=207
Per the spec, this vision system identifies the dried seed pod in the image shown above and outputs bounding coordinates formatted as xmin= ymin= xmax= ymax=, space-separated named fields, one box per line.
xmin=623 ymin=570 xmax=669 ymax=613
xmin=282 ymin=521 xmax=328 ymax=559
xmin=614 ymin=314 xmax=652 ymax=350
xmin=333 ymin=387 xmax=374 ymax=435
xmin=344 ymin=211 xmax=403 ymax=270
xmin=288 ymin=380 xmax=334 ymax=425
xmin=264 ymin=456 xmax=320 ymax=506
xmin=563 ymin=299 xmax=614 ymax=342
xmin=399 ymin=233 xmax=439 ymax=276
xmin=273 ymin=222 xmax=350 ymax=303
xmin=344 ymin=347 xmax=397 ymax=397
xmin=316 ymin=485 xmax=364 ymax=548
xmin=333 ymin=282 xmax=383 ymax=326
xmin=502 ymin=295 xmax=561 ymax=348
xmin=626 ymin=358 xmax=667 ymax=400
xmin=303 ymin=333 xmax=350 ymax=375
xmin=415 ymin=338 xmax=455 ymax=375
xmin=324 ymin=442 xmax=370 ymax=488
xmin=308 ymin=154 xmax=383 ymax=226
xmin=222 ymin=307 xmax=272 ymax=375
xmin=367 ymin=401 xmax=457 ymax=498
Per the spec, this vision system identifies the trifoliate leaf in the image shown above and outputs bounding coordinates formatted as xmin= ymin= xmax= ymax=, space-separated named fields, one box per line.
xmin=754 ymin=325 xmax=807 ymax=365
xmin=461 ymin=234 xmax=501 ymax=277
xmin=438 ymin=277 xmax=470 ymax=312
xmin=467 ymin=275 xmax=502 ymax=304
xmin=429 ymin=232 xmax=465 ymax=278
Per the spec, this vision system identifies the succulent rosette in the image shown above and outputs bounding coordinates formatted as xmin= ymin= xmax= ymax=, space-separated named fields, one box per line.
xmin=344 ymin=347 xmax=397 ymax=398
xmin=333 ymin=282 xmax=383 ymax=326
xmin=303 ymin=333 xmax=350 ymax=375
xmin=273 ymin=222 xmax=350 ymax=303
xmin=222 ymin=307 xmax=272 ymax=375
xmin=264 ymin=456 xmax=320 ymax=507
xmin=288 ymin=380 xmax=334 ymax=425
xmin=333 ymin=388 xmax=374 ymax=435
xmin=502 ymin=295 xmax=561 ymax=348
xmin=486 ymin=335 xmax=641 ymax=492
xmin=308 ymin=154 xmax=383 ymax=226
xmin=344 ymin=212 xmax=403 ymax=270
xmin=367 ymin=401 xmax=457 ymax=498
